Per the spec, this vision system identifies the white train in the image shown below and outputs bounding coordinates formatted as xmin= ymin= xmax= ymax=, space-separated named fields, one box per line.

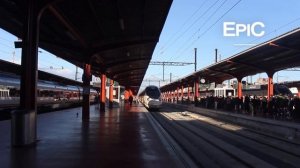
xmin=139 ymin=85 xmax=162 ymax=110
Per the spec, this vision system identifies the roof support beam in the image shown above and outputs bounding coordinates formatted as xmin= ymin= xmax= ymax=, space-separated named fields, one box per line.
xmin=269 ymin=42 xmax=300 ymax=52
xmin=92 ymin=39 xmax=157 ymax=51
xmin=226 ymin=60 xmax=267 ymax=72
xmin=110 ymin=67 xmax=145 ymax=78
xmin=106 ymin=57 xmax=149 ymax=68
xmin=205 ymin=68 xmax=237 ymax=79
xmin=48 ymin=5 xmax=88 ymax=48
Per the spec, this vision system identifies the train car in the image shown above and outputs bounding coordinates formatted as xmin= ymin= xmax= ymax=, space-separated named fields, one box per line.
xmin=0 ymin=72 xmax=97 ymax=109
xmin=214 ymin=87 xmax=235 ymax=97
xmin=199 ymin=83 xmax=292 ymax=98
xmin=242 ymin=84 xmax=292 ymax=97
xmin=139 ymin=85 xmax=162 ymax=110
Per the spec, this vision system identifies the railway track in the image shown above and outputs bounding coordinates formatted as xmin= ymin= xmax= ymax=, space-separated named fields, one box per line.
xmin=149 ymin=106 xmax=300 ymax=168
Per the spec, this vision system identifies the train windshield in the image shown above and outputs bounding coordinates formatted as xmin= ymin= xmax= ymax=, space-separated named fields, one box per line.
xmin=145 ymin=86 xmax=161 ymax=99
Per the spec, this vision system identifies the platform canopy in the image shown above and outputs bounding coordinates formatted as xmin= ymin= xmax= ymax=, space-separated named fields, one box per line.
xmin=0 ymin=0 xmax=173 ymax=93
xmin=0 ymin=59 xmax=82 ymax=86
xmin=161 ymin=28 xmax=300 ymax=91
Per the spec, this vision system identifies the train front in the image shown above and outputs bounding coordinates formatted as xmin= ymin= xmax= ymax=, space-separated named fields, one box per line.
xmin=145 ymin=85 xmax=162 ymax=110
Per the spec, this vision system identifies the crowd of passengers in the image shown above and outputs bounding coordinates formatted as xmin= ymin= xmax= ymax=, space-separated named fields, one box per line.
xmin=169 ymin=95 xmax=300 ymax=119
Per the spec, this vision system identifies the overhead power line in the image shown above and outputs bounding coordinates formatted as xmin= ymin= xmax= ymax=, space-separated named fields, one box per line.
xmin=150 ymin=61 xmax=194 ymax=66
xmin=159 ymin=0 xmax=221 ymax=59
xmin=150 ymin=61 xmax=194 ymax=81
xmin=170 ymin=0 xmax=228 ymax=62
xmin=158 ymin=0 xmax=209 ymax=56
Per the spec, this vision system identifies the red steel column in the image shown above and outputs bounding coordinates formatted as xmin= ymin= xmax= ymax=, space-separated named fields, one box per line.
xmin=176 ymin=87 xmax=179 ymax=103
xmin=267 ymin=73 xmax=274 ymax=101
xmin=194 ymin=79 xmax=199 ymax=106
xmin=237 ymin=78 xmax=243 ymax=99
xmin=187 ymin=85 xmax=190 ymax=101
xmin=181 ymin=85 xmax=184 ymax=103
xmin=267 ymin=72 xmax=274 ymax=113
xmin=195 ymin=79 xmax=199 ymax=100
xmin=13 ymin=0 xmax=39 ymax=146
xmin=109 ymin=79 xmax=114 ymax=108
xmin=100 ymin=74 xmax=106 ymax=112
xmin=82 ymin=64 xmax=91 ymax=120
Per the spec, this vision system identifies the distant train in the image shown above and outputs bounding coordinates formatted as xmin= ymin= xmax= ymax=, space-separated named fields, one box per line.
xmin=0 ymin=72 xmax=97 ymax=109
xmin=200 ymin=84 xmax=293 ymax=98
xmin=139 ymin=85 xmax=162 ymax=110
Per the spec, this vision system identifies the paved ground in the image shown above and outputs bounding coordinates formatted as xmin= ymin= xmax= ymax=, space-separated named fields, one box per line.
xmin=0 ymin=103 xmax=180 ymax=168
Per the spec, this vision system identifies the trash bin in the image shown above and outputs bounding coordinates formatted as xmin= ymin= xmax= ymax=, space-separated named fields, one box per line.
xmin=11 ymin=110 xmax=36 ymax=146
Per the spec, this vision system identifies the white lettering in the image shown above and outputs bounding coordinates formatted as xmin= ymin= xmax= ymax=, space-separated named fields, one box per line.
xmin=223 ymin=22 xmax=236 ymax=37
xmin=235 ymin=24 xmax=247 ymax=36
xmin=251 ymin=22 xmax=265 ymax=37
xmin=223 ymin=21 xmax=265 ymax=37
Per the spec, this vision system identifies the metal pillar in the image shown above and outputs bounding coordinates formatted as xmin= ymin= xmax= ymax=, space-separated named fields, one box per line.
xmin=82 ymin=64 xmax=91 ymax=120
xmin=100 ymin=74 xmax=106 ymax=112
xmin=267 ymin=72 xmax=274 ymax=101
xmin=195 ymin=79 xmax=199 ymax=105
xmin=171 ymin=91 xmax=174 ymax=102
xmin=109 ymin=79 xmax=114 ymax=108
xmin=176 ymin=87 xmax=179 ymax=103
xmin=163 ymin=62 xmax=165 ymax=81
xmin=187 ymin=85 xmax=190 ymax=101
xmin=215 ymin=49 xmax=218 ymax=63
xmin=181 ymin=85 xmax=184 ymax=103
xmin=12 ymin=0 xmax=39 ymax=146
xmin=237 ymin=78 xmax=243 ymax=99
xmin=194 ymin=48 xmax=197 ymax=71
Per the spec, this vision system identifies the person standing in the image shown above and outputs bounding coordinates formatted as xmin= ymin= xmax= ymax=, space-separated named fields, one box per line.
xmin=129 ymin=95 xmax=133 ymax=106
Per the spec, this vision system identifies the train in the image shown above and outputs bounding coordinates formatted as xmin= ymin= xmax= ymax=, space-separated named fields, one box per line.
xmin=139 ymin=85 xmax=162 ymax=110
xmin=0 ymin=72 xmax=98 ymax=111
xmin=200 ymin=83 xmax=293 ymax=98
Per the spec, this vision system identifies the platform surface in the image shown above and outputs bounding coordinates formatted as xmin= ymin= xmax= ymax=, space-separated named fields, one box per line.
xmin=0 ymin=103 xmax=180 ymax=168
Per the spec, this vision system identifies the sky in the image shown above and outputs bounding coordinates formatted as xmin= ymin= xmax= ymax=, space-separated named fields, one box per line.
xmin=1 ymin=0 xmax=300 ymax=93
xmin=141 ymin=0 xmax=300 ymax=91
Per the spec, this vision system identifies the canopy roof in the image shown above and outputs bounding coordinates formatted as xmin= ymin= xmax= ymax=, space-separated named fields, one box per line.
xmin=161 ymin=28 xmax=300 ymax=91
xmin=0 ymin=0 xmax=173 ymax=94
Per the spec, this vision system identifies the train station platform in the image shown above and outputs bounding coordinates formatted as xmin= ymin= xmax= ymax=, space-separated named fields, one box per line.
xmin=164 ymin=102 xmax=300 ymax=141
xmin=0 ymin=103 xmax=181 ymax=168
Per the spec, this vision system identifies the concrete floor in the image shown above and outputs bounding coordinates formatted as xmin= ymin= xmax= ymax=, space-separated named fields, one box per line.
xmin=0 ymin=103 xmax=180 ymax=168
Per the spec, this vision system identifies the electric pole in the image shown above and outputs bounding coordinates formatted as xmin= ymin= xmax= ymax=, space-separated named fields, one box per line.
xmin=194 ymin=48 xmax=197 ymax=71
xmin=215 ymin=49 xmax=218 ymax=63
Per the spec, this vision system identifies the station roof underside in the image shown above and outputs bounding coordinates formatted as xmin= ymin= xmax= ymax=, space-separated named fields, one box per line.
xmin=161 ymin=28 xmax=300 ymax=91
xmin=0 ymin=0 xmax=173 ymax=94
xmin=0 ymin=59 xmax=82 ymax=86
